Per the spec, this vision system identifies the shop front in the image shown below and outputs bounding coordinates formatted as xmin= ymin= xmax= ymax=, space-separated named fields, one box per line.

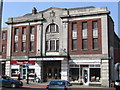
xmin=10 ymin=60 xmax=35 ymax=80
xmin=30 ymin=57 xmax=68 ymax=82
xmin=42 ymin=61 xmax=61 ymax=81
xmin=69 ymin=60 xmax=101 ymax=85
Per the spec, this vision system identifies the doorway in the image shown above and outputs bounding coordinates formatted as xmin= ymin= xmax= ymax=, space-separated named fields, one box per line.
xmin=82 ymin=67 xmax=89 ymax=85
xmin=43 ymin=61 xmax=61 ymax=81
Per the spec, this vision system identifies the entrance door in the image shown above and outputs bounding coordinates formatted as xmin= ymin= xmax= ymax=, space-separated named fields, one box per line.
xmin=82 ymin=67 xmax=89 ymax=85
xmin=20 ymin=65 xmax=27 ymax=79
xmin=43 ymin=61 xmax=61 ymax=81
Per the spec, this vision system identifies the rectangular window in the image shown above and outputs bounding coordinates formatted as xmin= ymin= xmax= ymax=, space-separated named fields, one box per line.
xmin=72 ymin=39 xmax=77 ymax=50
xmin=56 ymin=40 xmax=59 ymax=51
xmin=2 ymin=46 xmax=5 ymax=53
xmin=2 ymin=32 xmax=6 ymax=40
xmin=92 ymin=21 xmax=98 ymax=29
xmin=30 ymin=41 xmax=34 ymax=52
xmin=90 ymin=68 xmax=100 ymax=82
xmin=50 ymin=40 xmax=55 ymax=51
xmin=93 ymin=38 xmax=98 ymax=50
xmin=82 ymin=39 xmax=87 ymax=50
xmin=46 ymin=41 xmax=49 ymax=51
xmin=72 ymin=22 xmax=77 ymax=31
xmin=30 ymin=26 xmax=34 ymax=34
xmin=14 ymin=42 xmax=18 ymax=52
xmin=21 ymin=42 xmax=26 ymax=52
xmin=82 ymin=22 xmax=87 ymax=30
xmin=22 ymin=27 xmax=26 ymax=35
xmin=14 ymin=28 xmax=19 ymax=36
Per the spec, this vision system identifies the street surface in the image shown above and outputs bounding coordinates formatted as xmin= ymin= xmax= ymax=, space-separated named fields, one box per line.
xmin=1 ymin=87 xmax=116 ymax=90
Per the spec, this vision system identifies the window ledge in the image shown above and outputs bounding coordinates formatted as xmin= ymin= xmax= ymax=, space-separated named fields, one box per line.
xmin=92 ymin=49 xmax=99 ymax=51
xmin=81 ymin=49 xmax=88 ymax=51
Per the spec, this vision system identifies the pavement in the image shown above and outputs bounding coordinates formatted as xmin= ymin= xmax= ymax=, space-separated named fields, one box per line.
xmin=22 ymin=80 xmax=48 ymax=88
xmin=21 ymin=80 xmax=115 ymax=89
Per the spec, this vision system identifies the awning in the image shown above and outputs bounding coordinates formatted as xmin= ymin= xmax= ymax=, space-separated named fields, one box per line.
xmin=29 ymin=57 xmax=67 ymax=61
xmin=10 ymin=61 xmax=35 ymax=65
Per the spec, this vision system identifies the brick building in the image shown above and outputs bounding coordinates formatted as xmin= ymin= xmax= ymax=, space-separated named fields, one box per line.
xmin=1 ymin=6 xmax=120 ymax=87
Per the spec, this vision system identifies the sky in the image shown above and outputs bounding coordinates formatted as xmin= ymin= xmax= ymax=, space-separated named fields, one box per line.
xmin=2 ymin=1 xmax=119 ymax=36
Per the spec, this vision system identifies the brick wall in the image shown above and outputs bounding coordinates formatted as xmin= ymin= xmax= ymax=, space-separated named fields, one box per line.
xmin=11 ymin=25 xmax=37 ymax=57
xmin=69 ymin=18 xmax=102 ymax=55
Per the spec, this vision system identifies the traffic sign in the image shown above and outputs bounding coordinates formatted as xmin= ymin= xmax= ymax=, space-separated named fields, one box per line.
xmin=25 ymin=63 xmax=29 ymax=67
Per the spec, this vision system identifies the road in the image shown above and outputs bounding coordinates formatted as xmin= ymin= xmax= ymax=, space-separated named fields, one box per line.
xmin=1 ymin=87 xmax=116 ymax=90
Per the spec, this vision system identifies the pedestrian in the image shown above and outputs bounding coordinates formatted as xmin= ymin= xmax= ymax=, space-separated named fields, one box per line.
xmin=34 ymin=73 xmax=37 ymax=82
xmin=17 ymin=71 xmax=21 ymax=80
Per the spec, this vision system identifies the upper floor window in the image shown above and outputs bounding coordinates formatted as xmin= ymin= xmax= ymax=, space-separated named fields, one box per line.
xmin=14 ymin=28 xmax=19 ymax=36
xmin=92 ymin=21 xmax=98 ymax=29
xmin=82 ymin=22 xmax=87 ymax=30
xmin=46 ymin=23 xmax=59 ymax=33
xmin=14 ymin=42 xmax=18 ymax=52
xmin=46 ymin=40 xmax=59 ymax=52
xmin=82 ymin=39 xmax=88 ymax=50
xmin=30 ymin=26 xmax=34 ymax=34
xmin=2 ymin=45 xmax=5 ymax=53
xmin=21 ymin=42 xmax=26 ymax=52
xmin=2 ymin=32 xmax=6 ymax=40
xmin=30 ymin=41 xmax=34 ymax=52
xmin=93 ymin=38 xmax=98 ymax=50
xmin=72 ymin=39 xmax=77 ymax=50
xmin=72 ymin=22 xmax=77 ymax=31
xmin=22 ymin=27 xmax=26 ymax=35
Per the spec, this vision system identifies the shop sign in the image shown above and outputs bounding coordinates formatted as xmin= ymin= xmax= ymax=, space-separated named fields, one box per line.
xmin=10 ymin=61 xmax=35 ymax=65
xmin=30 ymin=57 xmax=65 ymax=61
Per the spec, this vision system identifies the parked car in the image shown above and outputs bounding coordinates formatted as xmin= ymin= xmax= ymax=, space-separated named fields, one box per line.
xmin=115 ymin=80 xmax=120 ymax=90
xmin=46 ymin=80 xmax=72 ymax=90
xmin=0 ymin=75 xmax=23 ymax=88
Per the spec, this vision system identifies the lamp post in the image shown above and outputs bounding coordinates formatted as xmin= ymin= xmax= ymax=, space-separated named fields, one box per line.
xmin=25 ymin=63 xmax=29 ymax=84
xmin=0 ymin=0 xmax=3 ymax=58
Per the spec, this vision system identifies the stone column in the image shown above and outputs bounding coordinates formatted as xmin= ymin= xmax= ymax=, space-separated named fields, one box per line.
xmin=35 ymin=61 xmax=41 ymax=79
xmin=61 ymin=60 xmax=69 ymax=80
xmin=101 ymin=60 xmax=109 ymax=87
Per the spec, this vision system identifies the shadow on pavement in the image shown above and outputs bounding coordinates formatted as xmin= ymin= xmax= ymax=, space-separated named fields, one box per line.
xmin=1 ymin=87 xmax=45 ymax=90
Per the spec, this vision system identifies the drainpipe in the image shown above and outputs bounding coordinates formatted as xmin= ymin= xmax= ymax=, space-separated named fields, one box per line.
xmin=26 ymin=21 xmax=30 ymax=84
xmin=67 ymin=9 xmax=70 ymax=81
xmin=0 ymin=0 xmax=3 ymax=76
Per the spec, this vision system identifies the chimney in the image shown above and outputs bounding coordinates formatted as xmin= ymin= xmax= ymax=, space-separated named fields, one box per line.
xmin=32 ymin=7 xmax=37 ymax=14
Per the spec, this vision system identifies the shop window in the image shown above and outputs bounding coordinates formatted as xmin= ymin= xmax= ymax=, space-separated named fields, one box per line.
xmin=69 ymin=68 xmax=79 ymax=82
xmin=90 ymin=68 xmax=100 ymax=82
xmin=11 ymin=69 xmax=18 ymax=77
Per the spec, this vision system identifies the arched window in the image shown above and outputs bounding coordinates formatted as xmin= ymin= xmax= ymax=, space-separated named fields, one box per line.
xmin=46 ymin=23 xmax=59 ymax=33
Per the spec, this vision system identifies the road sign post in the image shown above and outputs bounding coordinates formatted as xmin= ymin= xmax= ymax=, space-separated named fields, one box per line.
xmin=25 ymin=63 xmax=29 ymax=84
